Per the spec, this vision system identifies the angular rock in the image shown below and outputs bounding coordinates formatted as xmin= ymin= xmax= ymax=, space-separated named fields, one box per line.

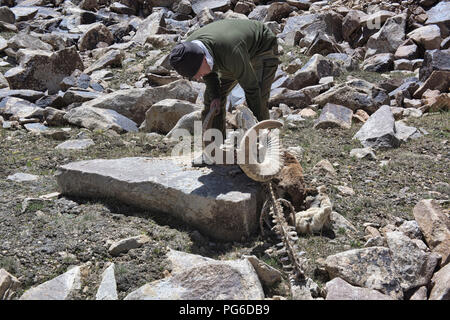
xmin=95 ymin=263 xmax=118 ymax=300
xmin=394 ymin=121 xmax=423 ymax=142
xmin=264 ymin=2 xmax=292 ymax=23
xmin=125 ymin=249 xmax=264 ymax=300
xmin=326 ymin=277 xmax=394 ymax=300
xmin=353 ymin=109 xmax=369 ymax=123
xmin=342 ymin=10 xmax=366 ymax=43
xmin=305 ymin=33 xmax=339 ymax=56
xmin=325 ymin=247 xmax=404 ymax=299
xmin=268 ymin=88 xmax=311 ymax=109
xmin=62 ymin=90 xmax=100 ymax=105
xmin=20 ymin=266 xmax=81 ymax=300
xmin=191 ymin=0 xmax=231 ymax=15
xmin=366 ymin=14 xmax=406 ymax=55
xmin=4 ymin=47 xmax=84 ymax=94
xmin=349 ymin=147 xmax=377 ymax=160
xmin=425 ymin=1 xmax=450 ymax=36
xmin=0 ymin=6 xmax=15 ymax=24
xmin=419 ymin=49 xmax=450 ymax=81
xmin=408 ymin=25 xmax=442 ymax=50
xmin=0 ymin=97 xmax=43 ymax=119
xmin=414 ymin=70 xmax=450 ymax=98
xmin=44 ymin=107 xmax=67 ymax=126
xmin=84 ymin=49 xmax=124 ymax=74
xmin=327 ymin=53 xmax=359 ymax=71
xmin=55 ymin=157 xmax=261 ymax=241
xmin=299 ymin=108 xmax=317 ymax=118
xmin=353 ymin=105 xmax=401 ymax=149
xmin=7 ymin=172 xmax=38 ymax=182
xmin=108 ymin=235 xmax=150 ymax=256
xmin=80 ymin=80 xmax=197 ymax=125
xmin=64 ymin=106 xmax=138 ymax=133
xmin=244 ymin=255 xmax=282 ymax=287
xmin=0 ymin=269 xmax=20 ymax=300
xmin=413 ymin=199 xmax=450 ymax=266
xmin=55 ymin=139 xmax=94 ymax=150
xmin=429 ymin=263 xmax=450 ymax=300
xmin=398 ymin=220 xmax=423 ymax=240
xmin=10 ymin=6 xmax=37 ymax=22
xmin=281 ymin=12 xmax=343 ymax=48
xmin=144 ymin=99 xmax=201 ymax=134
xmin=386 ymin=231 xmax=440 ymax=292
xmin=312 ymin=159 xmax=336 ymax=177
xmin=395 ymin=41 xmax=419 ymax=60
xmin=7 ymin=32 xmax=53 ymax=52
xmin=24 ymin=123 xmax=48 ymax=133
xmin=314 ymin=103 xmax=353 ymax=130
xmin=362 ymin=53 xmax=394 ymax=72
xmin=286 ymin=0 xmax=310 ymax=10
xmin=166 ymin=110 xmax=202 ymax=138
xmin=313 ymin=79 xmax=389 ymax=113
xmin=133 ymin=11 xmax=166 ymax=44
xmin=283 ymin=54 xmax=339 ymax=90
xmin=409 ymin=286 xmax=428 ymax=300
xmin=78 ymin=23 xmax=114 ymax=51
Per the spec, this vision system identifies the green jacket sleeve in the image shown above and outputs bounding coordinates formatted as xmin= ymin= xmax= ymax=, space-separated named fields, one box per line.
xmin=203 ymin=71 xmax=221 ymax=101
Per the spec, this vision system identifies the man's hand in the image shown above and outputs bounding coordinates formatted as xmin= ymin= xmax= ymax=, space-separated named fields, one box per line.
xmin=210 ymin=98 xmax=221 ymax=115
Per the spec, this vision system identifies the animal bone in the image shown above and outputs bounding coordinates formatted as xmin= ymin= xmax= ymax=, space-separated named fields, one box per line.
xmin=295 ymin=188 xmax=332 ymax=235
xmin=238 ymin=119 xmax=284 ymax=182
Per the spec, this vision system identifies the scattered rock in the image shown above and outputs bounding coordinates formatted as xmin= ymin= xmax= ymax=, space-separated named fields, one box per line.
xmin=144 ymin=99 xmax=201 ymax=134
xmin=0 ymin=269 xmax=20 ymax=300
xmin=386 ymin=231 xmax=440 ymax=292
xmin=4 ymin=47 xmax=84 ymax=94
xmin=353 ymin=105 xmax=401 ymax=149
xmin=64 ymin=106 xmax=138 ymax=134
xmin=325 ymin=247 xmax=404 ymax=299
xmin=409 ymin=286 xmax=428 ymax=300
xmin=55 ymin=139 xmax=95 ymax=150
xmin=20 ymin=266 xmax=82 ymax=300
xmin=125 ymin=249 xmax=264 ymax=300
xmin=313 ymin=79 xmax=389 ymax=113
xmin=325 ymin=277 xmax=394 ymax=300
xmin=413 ymin=199 xmax=450 ymax=266
xmin=429 ymin=263 xmax=450 ymax=300
xmin=108 ymin=235 xmax=150 ymax=257
xmin=244 ymin=255 xmax=283 ymax=287
xmin=7 ymin=172 xmax=39 ymax=182
xmin=313 ymin=103 xmax=353 ymax=130
xmin=408 ymin=25 xmax=442 ymax=50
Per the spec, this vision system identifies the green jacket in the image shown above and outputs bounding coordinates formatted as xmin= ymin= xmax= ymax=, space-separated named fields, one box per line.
xmin=186 ymin=19 xmax=277 ymax=112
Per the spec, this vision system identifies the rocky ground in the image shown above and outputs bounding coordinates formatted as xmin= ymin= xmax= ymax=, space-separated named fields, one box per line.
xmin=0 ymin=0 xmax=449 ymax=301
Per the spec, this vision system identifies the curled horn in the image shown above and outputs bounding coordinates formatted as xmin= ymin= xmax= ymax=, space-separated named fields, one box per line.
xmin=238 ymin=120 xmax=284 ymax=182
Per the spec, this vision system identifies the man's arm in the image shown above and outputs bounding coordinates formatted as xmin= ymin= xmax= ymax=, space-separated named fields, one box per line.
xmin=203 ymin=71 xmax=221 ymax=101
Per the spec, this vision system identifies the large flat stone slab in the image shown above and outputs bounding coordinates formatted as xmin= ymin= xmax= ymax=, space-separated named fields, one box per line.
xmin=55 ymin=157 xmax=261 ymax=241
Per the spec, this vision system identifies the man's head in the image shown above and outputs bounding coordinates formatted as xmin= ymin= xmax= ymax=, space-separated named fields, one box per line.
xmin=169 ymin=42 xmax=211 ymax=80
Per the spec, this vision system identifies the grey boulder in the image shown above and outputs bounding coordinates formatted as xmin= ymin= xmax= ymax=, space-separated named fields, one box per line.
xmin=353 ymin=105 xmax=401 ymax=149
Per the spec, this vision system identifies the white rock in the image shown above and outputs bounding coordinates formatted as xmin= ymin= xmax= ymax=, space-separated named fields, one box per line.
xmin=95 ymin=264 xmax=118 ymax=300
xmin=20 ymin=266 xmax=81 ymax=300
xmin=55 ymin=139 xmax=95 ymax=150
